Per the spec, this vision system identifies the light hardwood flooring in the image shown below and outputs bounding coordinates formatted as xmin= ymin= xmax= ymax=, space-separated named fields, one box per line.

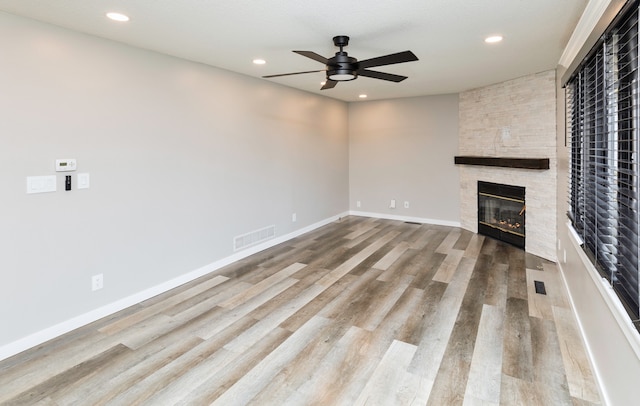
xmin=0 ymin=216 xmax=601 ymax=405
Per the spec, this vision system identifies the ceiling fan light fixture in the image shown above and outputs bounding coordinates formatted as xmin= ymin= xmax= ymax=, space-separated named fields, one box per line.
xmin=327 ymin=69 xmax=357 ymax=81
xmin=328 ymin=73 xmax=356 ymax=81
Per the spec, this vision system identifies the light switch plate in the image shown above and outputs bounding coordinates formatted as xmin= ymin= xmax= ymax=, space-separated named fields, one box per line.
xmin=27 ymin=175 xmax=56 ymax=194
xmin=77 ymin=173 xmax=90 ymax=189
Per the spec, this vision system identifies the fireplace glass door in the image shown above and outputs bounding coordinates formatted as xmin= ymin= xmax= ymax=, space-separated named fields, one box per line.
xmin=477 ymin=181 xmax=525 ymax=248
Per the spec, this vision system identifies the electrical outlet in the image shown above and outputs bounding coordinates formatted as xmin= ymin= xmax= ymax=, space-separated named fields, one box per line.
xmin=390 ymin=199 xmax=396 ymax=209
xmin=356 ymin=200 xmax=361 ymax=208
xmin=404 ymin=201 xmax=410 ymax=209
xmin=292 ymin=213 xmax=297 ymax=222
xmin=92 ymin=274 xmax=103 ymax=291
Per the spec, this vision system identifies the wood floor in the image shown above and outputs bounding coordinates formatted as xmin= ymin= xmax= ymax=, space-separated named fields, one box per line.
xmin=0 ymin=216 xmax=601 ymax=405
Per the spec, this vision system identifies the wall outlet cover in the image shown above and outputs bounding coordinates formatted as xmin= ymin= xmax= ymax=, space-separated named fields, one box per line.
xmin=91 ymin=274 xmax=103 ymax=291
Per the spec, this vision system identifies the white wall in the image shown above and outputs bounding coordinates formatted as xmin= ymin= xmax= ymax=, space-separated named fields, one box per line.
xmin=0 ymin=12 xmax=348 ymax=351
xmin=348 ymin=95 xmax=460 ymax=224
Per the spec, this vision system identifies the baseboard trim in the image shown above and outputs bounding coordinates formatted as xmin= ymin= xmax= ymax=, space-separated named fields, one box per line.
xmin=349 ymin=210 xmax=461 ymax=228
xmin=0 ymin=212 xmax=348 ymax=362
xmin=556 ymin=259 xmax=609 ymax=406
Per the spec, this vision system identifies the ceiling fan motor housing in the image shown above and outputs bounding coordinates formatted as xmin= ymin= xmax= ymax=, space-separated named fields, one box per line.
xmin=327 ymin=52 xmax=358 ymax=81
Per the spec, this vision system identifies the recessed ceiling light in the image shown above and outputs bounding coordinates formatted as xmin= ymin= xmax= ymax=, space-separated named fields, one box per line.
xmin=253 ymin=59 xmax=266 ymax=65
xmin=106 ymin=12 xmax=129 ymax=22
xmin=359 ymin=94 xmax=367 ymax=99
xmin=485 ymin=35 xmax=503 ymax=44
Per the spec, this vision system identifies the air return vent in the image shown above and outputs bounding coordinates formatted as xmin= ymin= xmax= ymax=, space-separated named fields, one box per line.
xmin=534 ymin=280 xmax=547 ymax=295
xmin=234 ymin=225 xmax=276 ymax=251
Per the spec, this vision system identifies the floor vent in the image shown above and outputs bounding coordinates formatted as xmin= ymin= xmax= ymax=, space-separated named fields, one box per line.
xmin=404 ymin=221 xmax=422 ymax=225
xmin=234 ymin=225 xmax=276 ymax=251
xmin=534 ymin=280 xmax=547 ymax=295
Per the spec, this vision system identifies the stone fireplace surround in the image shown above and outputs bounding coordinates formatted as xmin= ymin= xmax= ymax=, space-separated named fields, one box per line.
xmin=458 ymin=70 xmax=557 ymax=261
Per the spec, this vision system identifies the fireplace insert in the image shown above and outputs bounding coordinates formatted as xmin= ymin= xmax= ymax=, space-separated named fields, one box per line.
xmin=477 ymin=181 xmax=525 ymax=249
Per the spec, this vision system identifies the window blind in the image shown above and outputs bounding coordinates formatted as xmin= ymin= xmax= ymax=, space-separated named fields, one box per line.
xmin=567 ymin=1 xmax=640 ymax=326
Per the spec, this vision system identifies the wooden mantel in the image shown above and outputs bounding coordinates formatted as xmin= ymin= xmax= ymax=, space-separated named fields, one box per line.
xmin=454 ymin=156 xmax=549 ymax=170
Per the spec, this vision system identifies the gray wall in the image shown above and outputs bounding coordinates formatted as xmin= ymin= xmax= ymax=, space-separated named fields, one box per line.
xmin=348 ymin=96 xmax=460 ymax=224
xmin=0 ymin=12 xmax=348 ymax=348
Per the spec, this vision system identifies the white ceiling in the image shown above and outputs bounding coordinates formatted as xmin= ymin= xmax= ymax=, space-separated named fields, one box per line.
xmin=0 ymin=0 xmax=588 ymax=102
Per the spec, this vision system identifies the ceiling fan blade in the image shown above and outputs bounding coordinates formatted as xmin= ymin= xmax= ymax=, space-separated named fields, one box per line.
xmin=262 ymin=69 xmax=325 ymax=78
xmin=293 ymin=50 xmax=329 ymax=64
xmin=357 ymin=69 xmax=408 ymax=83
xmin=357 ymin=51 xmax=418 ymax=69
xmin=321 ymin=80 xmax=338 ymax=90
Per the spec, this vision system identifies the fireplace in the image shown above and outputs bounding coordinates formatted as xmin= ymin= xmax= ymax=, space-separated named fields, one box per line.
xmin=477 ymin=181 xmax=525 ymax=249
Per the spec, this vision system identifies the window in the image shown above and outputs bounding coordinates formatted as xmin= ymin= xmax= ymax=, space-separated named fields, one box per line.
xmin=566 ymin=1 xmax=640 ymax=329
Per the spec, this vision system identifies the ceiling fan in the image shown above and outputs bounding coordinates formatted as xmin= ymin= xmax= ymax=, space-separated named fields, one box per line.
xmin=262 ymin=35 xmax=419 ymax=90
